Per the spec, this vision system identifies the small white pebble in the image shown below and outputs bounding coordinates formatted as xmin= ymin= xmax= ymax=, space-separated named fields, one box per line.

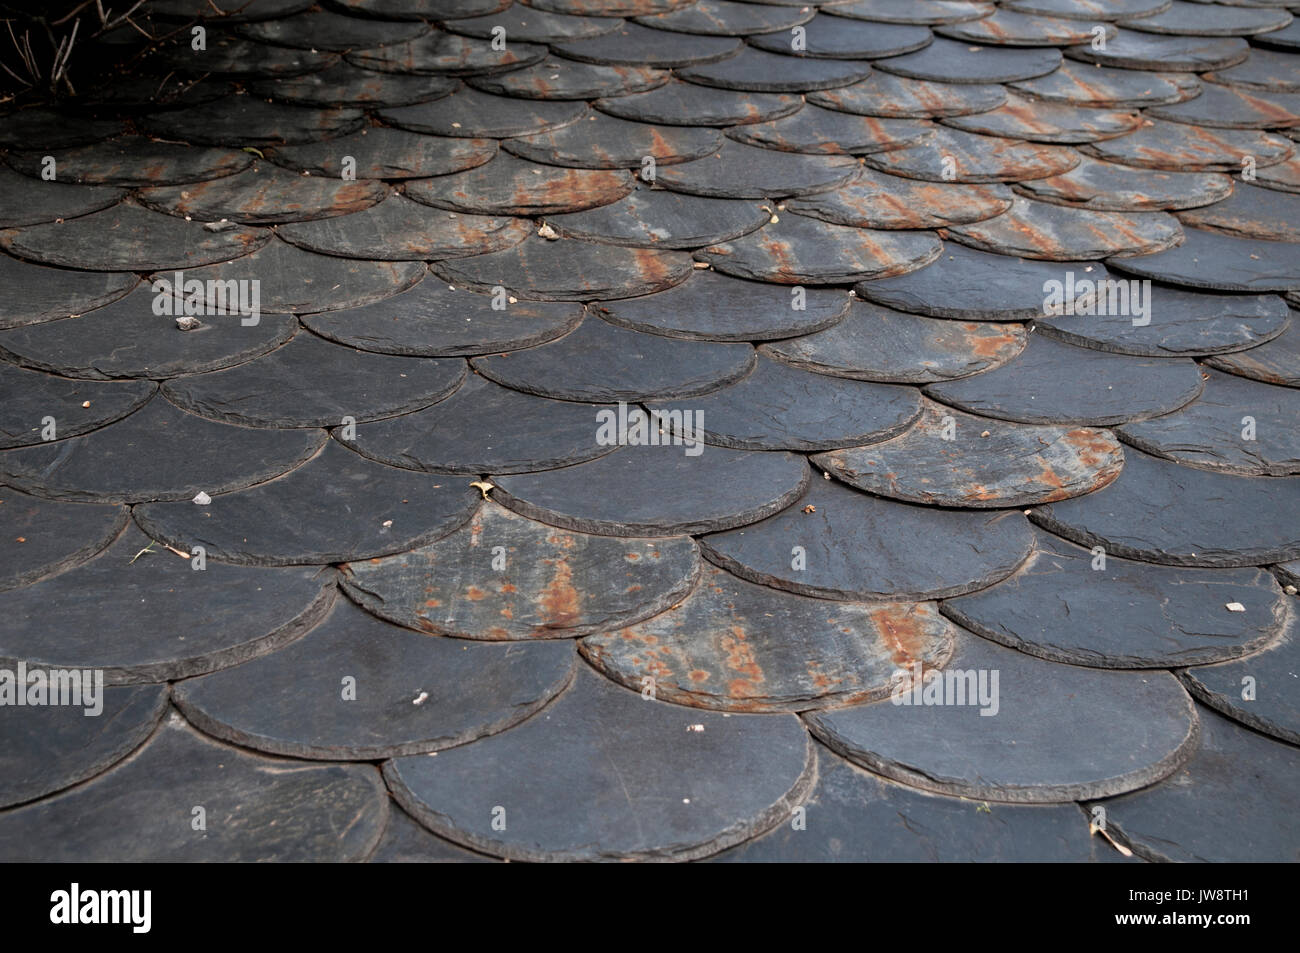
xmin=193 ymin=491 xmax=212 ymax=505
xmin=413 ymin=691 xmax=428 ymax=706
xmin=1225 ymin=602 xmax=1246 ymax=613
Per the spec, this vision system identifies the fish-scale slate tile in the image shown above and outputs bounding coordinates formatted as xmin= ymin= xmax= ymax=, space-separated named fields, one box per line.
xmin=927 ymin=334 xmax=1203 ymax=425
xmin=0 ymin=204 xmax=270 ymax=271
xmin=942 ymin=93 xmax=1142 ymax=143
xmin=548 ymin=186 xmax=769 ymax=248
xmin=1031 ymin=447 xmax=1300 ymax=567
xmin=0 ymin=489 xmax=128 ymax=592
xmin=328 ymin=0 xmax=508 ymax=17
xmin=160 ymin=240 xmax=427 ymax=313
xmin=761 ymin=299 xmax=1027 ymax=383
xmin=748 ymin=14 xmax=932 ymax=59
xmin=632 ymin=0 xmax=815 ymax=36
xmin=529 ymin=0 xmax=694 ymax=13
xmin=581 ymin=567 xmax=954 ymax=713
xmin=141 ymin=96 xmax=365 ymax=148
xmin=552 ymin=22 xmax=742 ymax=66
xmin=786 ymin=169 xmax=1012 ymax=228
xmin=468 ymin=57 xmax=668 ymax=99
xmin=0 ymin=166 xmax=124 ymax=228
xmin=472 ymin=315 xmax=753 ymax=400
xmin=1004 ymin=0 xmax=1170 ymax=18
xmin=343 ymin=501 xmax=698 ymax=638
xmin=1205 ymin=317 xmax=1300 ymax=386
xmin=0 ymin=524 xmax=335 ymax=682
xmin=813 ymin=401 xmax=1124 ymax=508
xmin=158 ymin=33 xmax=341 ymax=78
xmin=864 ymin=127 xmax=1080 ymax=182
xmin=504 ymin=113 xmax=723 ymax=167
xmin=0 ymin=396 xmax=325 ymax=504
xmin=701 ymin=474 xmax=1034 ymax=600
xmin=1119 ymin=0 xmax=1292 ymax=36
xmin=1107 ymin=227 xmax=1300 ymax=291
xmin=0 ymin=684 xmax=168 ymax=809
xmin=1178 ymin=181 xmax=1300 ymax=241
xmin=404 ymin=153 xmax=634 ymax=215
xmin=713 ymin=748 xmax=1129 ymax=862
xmin=596 ymin=80 xmax=804 ymax=126
xmin=162 ymin=332 xmax=464 ymax=429
xmin=367 ymin=808 xmax=493 ymax=863
xmin=1117 ymin=368 xmax=1300 ymax=474
xmin=1035 ymin=283 xmax=1291 ymax=356
xmin=809 ymin=72 xmax=1008 ymax=118
xmin=806 ymin=629 xmax=1200 ymax=803
xmin=431 ymin=235 xmax=693 ymax=299
xmin=943 ymin=528 xmax=1289 ymax=668
xmin=1253 ymin=19 xmax=1300 ymax=52
xmin=857 ymin=244 xmax=1107 ymax=320
xmin=135 ymin=441 xmax=478 ymax=565
xmin=1148 ymin=83 xmax=1300 ymax=129
xmin=660 ymin=357 xmax=920 ymax=452
xmin=676 ymin=48 xmax=874 ymax=93
xmin=381 ymin=88 xmax=587 ymax=138
xmin=947 ymin=198 xmax=1184 ymax=260
xmin=1008 ymin=62 xmax=1201 ymax=107
xmin=0 ymin=109 xmax=124 ymax=150
xmin=172 ymin=599 xmax=574 ymax=758
xmin=1207 ymin=47 xmax=1300 ymax=92
xmin=494 ymin=443 xmax=810 ymax=536
xmin=248 ymin=62 xmax=459 ymax=107
xmin=696 ymin=215 xmax=941 ymax=284
xmin=345 ymin=32 xmax=548 ymax=75
xmin=84 ymin=76 xmax=239 ymax=110
xmin=0 ymin=715 xmax=387 ymax=862
xmin=0 ymin=363 xmax=154 ymax=448
xmin=1251 ymin=153 xmax=1300 ymax=193
xmin=939 ymin=10 xmax=1116 ymax=46
xmin=446 ymin=7 xmax=626 ymax=42
xmin=1092 ymin=707 xmax=1298 ymax=862
xmin=823 ymin=0 xmax=994 ymax=25
xmin=1066 ymin=29 xmax=1249 ymax=70
xmin=151 ymin=0 xmax=315 ymax=18
xmin=237 ymin=8 xmax=431 ymax=49
xmin=0 ymin=288 xmax=296 ymax=380
xmin=874 ymin=37 xmax=1063 ymax=84
xmin=5 ymin=136 xmax=251 ymax=188
xmin=1181 ymin=633 xmax=1299 ymax=745
xmin=138 ymin=164 xmax=388 ymax=226
xmin=593 ymin=271 xmax=850 ymax=340
xmin=1014 ymin=155 xmax=1233 ymax=211
xmin=301 ymin=281 xmax=583 ymax=356
xmin=383 ymin=665 xmax=815 ymax=861
xmin=278 ymin=194 xmax=530 ymax=260
xmin=267 ymin=127 xmax=497 ymax=179
xmin=725 ymin=107 xmax=934 ymax=155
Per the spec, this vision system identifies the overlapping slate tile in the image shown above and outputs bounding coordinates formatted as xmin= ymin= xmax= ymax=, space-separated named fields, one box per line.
xmin=173 ymin=598 xmax=574 ymax=758
xmin=1181 ymin=633 xmax=1299 ymax=745
xmin=430 ymin=235 xmax=693 ymax=300
xmin=947 ymin=198 xmax=1184 ymax=260
xmin=1065 ymin=29 xmax=1249 ymax=71
xmin=724 ymin=107 xmax=934 ymax=155
xmin=468 ymin=57 xmax=668 ymax=99
xmin=404 ymin=154 xmax=634 ymax=215
xmin=548 ymin=186 xmax=768 ymax=248
xmin=493 ymin=443 xmax=810 ymax=536
xmin=864 ymin=127 xmax=1080 ymax=183
xmin=0 ymin=204 xmax=270 ymax=271
xmin=138 ymin=164 xmax=388 ymax=226
xmin=1119 ymin=1 xmax=1292 ymax=36
xmin=551 ymin=22 xmax=742 ymax=67
xmin=595 ymin=80 xmax=804 ymax=126
xmin=0 ymin=715 xmax=387 ymax=862
xmin=1253 ymin=154 xmax=1300 ymax=193
xmin=368 ymin=808 xmax=493 ymax=863
xmin=141 ymin=96 xmax=365 ymax=148
xmin=0 ymin=362 xmax=154 ymax=451
xmin=695 ymin=215 xmax=942 ymax=284
xmin=384 ymin=665 xmax=815 ymax=861
xmin=380 ymin=88 xmax=586 ymax=138
xmin=0 ymin=109 xmax=125 ymax=150
xmin=632 ymin=0 xmax=815 ymax=36
xmin=153 ymin=0 xmax=315 ymax=17
xmin=1149 ymin=83 xmax=1300 ymax=130
xmin=329 ymin=0 xmax=508 ymax=18
xmin=0 ymin=523 xmax=335 ymax=681
xmin=5 ymin=136 xmax=251 ymax=189
xmin=0 ymin=396 xmax=325 ymax=504
xmin=530 ymin=0 xmax=693 ymax=13
xmin=504 ymin=113 xmax=722 ymax=167
xmin=761 ymin=299 xmax=1027 ymax=383
xmin=158 ymin=33 xmax=340 ymax=78
xmin=874 ymin=37 xmax=1063 ymax=84
xmin=676 ymin=48 xmax=874 ymax=93
xmin=1004 ymin=0 xmax=1169 ymax=18
xmin=0 ymin=684 xmax=168 ymax=809
xmin=1086 ymin=120 xmax=1294 ymax=172
xmin=238 ymin=8 xmax=431 ymax=49
xmin=823 ymin=0 xmax=994 ymax=25
xmin=267 ymin=127 xmax=497 ymax=179
xmin=0 ymin=490 xmax=128 ymax=592
xmin=943 ymin=528 xmax=1289 ymax=668
xmin=593 ymin=271 xmax=850 ymax=340
xmin=1107 ymin=227 xmax=1300 ymax=291
xmin=447 ymin=7 xmax=625 ymax=42
xmin=786 ymin=170 xmax=1011 ymax=228
xmin=812 ymin=401 xmax=1124 ymax=508
xmin=1009 ymin=62 xmax=1201 ymax=107
xmin=806 ymin=629 xmax=1200 ymax=802
xmin=942 ymin=93 xmax=1141 ymax=143
xmin=0 ymin=166 xmax=124 ymax=228
xmin=809 ymin=73 xmax=1008 ymax=118
xmin=472 ymin=316 xmax=753 ymax=400
xmin=1178 ymin=181 xmax=1300 ymax=242
xmin=749 ymin=14 xmax=932 ymax=59
xmin=582 ymin=567 xmax=954 ymax=712
xmin=1207 ymin=48 xmax=1300 ymax=93
xmin=939 ymin=10 xmax=1115 ymax=46
xmin=1253 ymin=19 xmax=1300 ymax=52
xmin=1092 ymin=707 xmax=1298 ymax=862
xmin=248 ymin=62 xmax=459 ymax=107
xmin=700 ymin=475 xmax=1033 ymax=601
xmin=343 ymin=502 xmax=699 ymax=638
xmin=346 ymin=33 xmax=548 ymax=75
xmin=1031 ymin=447 xmax=1300 ymax=567
xmin=1014 ymin=155 xmax=1233 ymax=211
xmin=1205 ymin=318 xmax=1300 ymax=386
xmin=278 ymin=194 xmax=530 ymax=260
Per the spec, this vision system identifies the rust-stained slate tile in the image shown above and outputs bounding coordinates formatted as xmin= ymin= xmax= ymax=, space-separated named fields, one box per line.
xmin=444 ymin=7 xmax=627 ymax=42
xmin=0 ymin=109 xmax=124 ymax=150
xmin=503 ymin=112 xmax=722 ymax=167
xmin=1004 ymin=0 xmax=1169 ymax=19
xmin=346 ymin=32 xmax=548 ymax=75
xmin=1065 ymin=28 xmax=1249 ymax=70
xmin=725 ymin=107 xmax=933 ymax=154
xmin=941 ymin=92 xmax=1142 ymax=143
xmin=874 ymin=37 xmax=1063 ymax=84
xmin=677 ymin=47 xmax=874 ymax=92
xmin=1205 ymin=48 xmax=1300 ymax=92
xmin=786 ymin=168 xmax=1011 ymax=228
xmin=1083 ymin=118 xmax=1294 ymax=171
xmin=140 ymin=95 xmax=366 ymax=147
xmin=822 ymin=0 xmax=993 ymax=25
xmin=380 ymin=88 xmax=587 ymax=137
xmin=748 ymin=13 xmax=932 ymax=59
xmin=632 ymin=0 xmax=816 ymax=36
xmin=809 ymin=72 xmax=1007 ymax=118
xmin=1008 ymin=62 xmax=1201 ymax=107
xmin=528 ymin=0 xmax=696 ymax=15
xmin=938 ymin=10 xmax=1116 ymax=46
xmin=1149 ymin=83 xmax=1300 ymax=131
xmin=267 ymin=126 xmax=497 ymax=179
xmin=1118 ymin=0 xmax=1292 ymax=36
xmin=467 ymin=57 xmax=668 ymax=99
xmin=1107 ymin=226 xmax=1300 ymax=291
xmin=550 ymin=22 xmax=742 ymax=67
xmin=159 ymin=32 xmax=340 ymax=77
xmin=1251 ymin=19 xmax=1300 ymax=51
xmin=1013 ymin=154 xmax=1233 ymax=210
xmin=1205 ymin=318 xmax=1300 ymax=386
xmin=655 ymin=140 xmax=859 ymax=197
xmin=404 ymin=153 xmax=635 ymax=215
xmin=595 ymin=79 xmax=804 ymax=126
xmin=238 ymin=8 xmax=430 ymax=48
xmin=6 ymin=135 xmax=253 ymax=189
xmin=548 ymin=186 xmax=769 ymax=248
xmin=864 ymin=127 xmax=1081 ymax=182
xmin=946 ymin=196 xmax=1184 ymax=260
xmin=1177 ymin=180 xmax=1300 ymax=241
xmin=248 ymin=62 xmax=458 ymax=107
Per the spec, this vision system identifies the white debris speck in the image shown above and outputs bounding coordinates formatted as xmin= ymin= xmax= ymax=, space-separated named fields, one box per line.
xmin=193 ymin=491 xmax=212 ymax=505
xmin=538 ymin=222 xmax=559 ymax=240
xmin=176 ymin=316 xmax=202 ymax=331
xmin=1225 ymin=602 xmax=1246 ymax=613
xmin=413 ymin=691 xmax=428 ymax=705
xmin=382 ymin=519 xmax=393 ymax=528
xmin=687 ymin=724 xmax=704 ymax=732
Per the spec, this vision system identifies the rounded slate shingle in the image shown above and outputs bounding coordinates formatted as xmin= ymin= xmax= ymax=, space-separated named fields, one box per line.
xmin=676 ymin=48 xmax=874 ymax=93
xmin=445 ymin=7 xmax=625 ymax=42
xmin=1181 ymin=633 xmax=1300 ymax=746
xmin=367 ymin=808 xmax=493 ymax=864
xmin=0 ymin=490 xmax=128 ymax=592
xmin=1106 ymin=227 xmax=1300 ymax=292
xmin=1253 ymin=20 xmax=1300 ymax=52
xmin=1030 ymin=447 xmax=1300 ymax=567
xmin=864 ymin=127 xmax=1080 ymax=183
xmin=5 ymin=136 xmax=251 ymax=188
xmin=1066 ymin=29 xmax=1249 ymax=71
xmin=749 ymin=14 xmax=932 ymax=59
xmin=0 ymin=257 xmax=136 ymax=329
xmin=345 ymin=33 xmax=548 ymax=75
xmin=1004 ymin=0 xmax=1169 ymax=18
xmin=468 ymin=57 xmax=668 ymax=99
xmin=153 ymin=0 xmax=316 ymax=17
xmin=941 ymin=93 xmax=1142 ymax=144
xmin=1084 ymin=120 xmax=1294 ymax=172
xmin=724 ymin=107 xmax=934 ymax=155
xmin=761 ymin=299 xmax=1027 ymax=383
xmin=943 ymin=528 xmax=1289 ymax=668
xmin=383 ymin=665 xmax=816 ymax=861
xmin=342 ymin=501 xmax=699 ymax=638
xmin=0 ymin=166 xmax=124 ymax=227
xmin=947 ymin=198 xmax=1184 ymax=260
xmin=1119 ymin=1 xmax=1292 ymax=37
xmin=527 ymin=0 xmax=695 ymax=16
xmin=266 ymin=127 xmax=497 ymax=179
xmin=548 ymin=186 xmax=769 ymax=248
xmin=700 ymin=475 xmax=1034 ymax=601
xmin=874 ymin=37 xmax=1063 ymax=84
xmin=813 ymin=401 xmax=1124 ymax=508
xmin=658 ymin=139 xmax=867 ymax=201
xmin=593 ymin=271 xmax=850 ymax=341
xmin=1206 ymin=48 xmax=1300 ymax=93
xmin=823 ymin=0 xmax=994 ymax=25
xmin=806 ymin=629 xmax=1200 ymax=803
xmin=632 ymin=0 xmax=816 ymax=36
xmin=0 ymin=362 xmax=155 ymax=448
xmin=158 ymin=33 xmax=340 ymax=78
xmin=140 ymin=96 xmax=365 ymax=148
xmin=1178 ymin=181 xmax=1300 ymax=242
xmin=581 ymin=566 xmax=955 ymax=713
xmin=595 ymin=80 xmax=804 ymax=126
xmin=172 ymin=598 xmax=575 ymax=758
xmin=0 ymin=108 xmax=125 ymax=150
xmin=379 ymin=88 xmax=587 ymax=138
xmin=938 ymin=9 xmax=1115 ymax=46
xmin=551 ymin=22 xmax=741 ymax=67
xmin=809 ymin=73 xmax=1007 ymax=118
xmin=1008 ymin=62 xmax=1201 ymax=108
xmin=1205 ymin=319 xmax=1300 ymax=387
xmin=237 ymin=8 xmax=431 ymax=48
xmin=1013 ymin=155 xmax=1233 ymax=211
xmin=503 ymin=113 xmax=723 ymax=167
xmin=404 ymin=153 xmax=635 ymax=215
xmin=472 ymin=316 xmax=754 ymax=401
xmin=327 ymin=0 xmax=508 ymax=17
xmin=787 ymin=170 xmax=1011 ymax=229
xmin=1148 ymin=83 xmax=1300 ymax=130
xmin=249 ymin=62 xmax=457 ymax=107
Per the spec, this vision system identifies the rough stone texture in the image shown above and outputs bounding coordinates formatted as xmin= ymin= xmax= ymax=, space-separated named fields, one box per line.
xmin=1205 ymin=318 xmax=1300 ymax=387
xmin=632 ymin=0 xmax=816 ymax=36
xmin=875 ymin=37 xmax=1063 ymax=84
xmin=549 ymin=187 xmax=770 ymax=249
xmin=0 ymin=489 xmax=128 ymax=592
xmin=379 ymin=89 xmax=587 ymax=138
xmin=267 ymin=127 xmax=497 ymax=179
xmin=141 ymin=96 xmax=365 ymax=147
xmin=346 ymin=33 xmax=548 ymax=75
xmin=1181 ymin=632 xmax=1300 ymax=746
xmin=865 ymin=127 xmax=1080 ymax=183
xmin=6 ymin=136 xmax=252 ymax=188
xmin=787 ymin=170 xmax=1013 ymax=229
xmin=1009 ymin=63 xmax=1201 ymax=108
xmin=503 ymin=113 xmax=723 ymax=168
xmin=656 ymin=140 xmax=861 ymax=198
xmin=676 ymin=48 xmax=874 ymax=93
xmin=1014 ymin=156 xmax=1234 ymax=212
xmin=943 ymin=93 xmax=1141 ymax=144
xmin=405 ymin=153 xmax=635 ymax=216
xmin=468 ymin=58 xmax=669 ymax=100
xmin=810 ymin=73 xmax=1007 ymax=118
xmin=1107 ymin=227 xmax=1300 ymax=292
xmin=1084 ymin=119 xmax=1294 ymax=172
xmin=1066 ymin=29 xmax=1249 ymax=71
xmin=249 ymin=62 xmax=458 ymax=107
xmin=1148 ymin=83 xmax=1300 ymax=130
xmin=595 ymin=80 xmax=804 ymax=126
xmin=552 ymin=23 xmax=741 ymax=67
xmin=939 ymin=10 xmax=1116 ymax=46
xmin=947 ymin=198 xmax=1184 ymax=261
xmin=1178 ymin=181 xmax=1300 ymax=242
xmin=0 ymin=361 xmax=155 ymax=447
xmin=725 ymin=108 xmax=935 ymax=155
xmin=749 ymin=14 xmax=932 ymax=59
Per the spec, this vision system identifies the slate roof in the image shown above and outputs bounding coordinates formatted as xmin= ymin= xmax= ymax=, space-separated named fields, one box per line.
xmin=0 ymin=0 xmax=1297 ymax=863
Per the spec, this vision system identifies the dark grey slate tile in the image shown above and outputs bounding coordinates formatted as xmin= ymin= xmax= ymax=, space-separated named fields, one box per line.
xmin=529 ymin=0 xmax=694 ymax=15
xmin=595 ymin=80 xmax=804 ymax=126
xmin=1013 ymin=155 xmax=1234 ymax=211
xmin=749 ymin=14 xmax=931 ymax=59
xmin=949 ymin=198 xmax=1183 ymax=260
xmin=380 ymin=88 xmax=587 ymax=138
xmin=1008 ymin=62 xmax=1201 ymax=107
xmin=809 ymin=72 xmax=1007 ymax=118
xmin=677 ymin=48 xmax=873 ymax=92
xmin=158 ymin=33 xmax=342 ymax=78
xmin=1004 ymin=0 xmax=1169 ymax=18
xmin=5 ymin=136 xmax=250 ymax=189
xmin=1178 ymin=181 xmax=1300 ymax=241
xmin=823 ymin=0 xmax=994 ymax=25
xmin=548 ymin=186 xmax=769 ymax=248
xmin=0 ymin=166 xmax=124 ymax=228
xmin=267 ymin=127 xmax=497 ymax=179
xmin=1205 ymin=316 xmax=1300 ymax=386
xmin=404 ymin=153 xmax=635 ymax=215
xmin=248 ymin=62 xmax=458 ymax=106
xmin=383 ymin=665 xmax=816 ymax=861
xmin=0 ymin=362 xmax=155 ymax=447
xmin=140 ymin=95 xmax=365 ymax=148
xmin=1107 ymin=227 xmax=1300 ymax=292
xmin=237 ymin=8 xmax=431 ymax=49
xmin=785 ymin=169 xmax=1013 ymax=229
xmin=1245 ymin=155 xmax=1300 ymax=193
xmin=153 ymin=0 xmax=315 ymax=17
xmin=346 ymin=33 xmax=548 ymax=75
xmin=503 ymin=113 xmax=723 ymax=167
xmin=864 ymin=127 xmax=1081 ymax=183
xmin=551 ymin=22 xmax=742 ymax=66
xmin=328 ymin=0 xmax=508 ymax=17
xmin=0 ymin=489 xmax=128 ymax=592
xmin=1253 ymin=19 xmax=1300 ymax=52
xmin=1181 ymin=633 xmax=1300 ymax=745
xmin=941 ymin=93 xmax=1142 ymax=143
xmin=1084 ymin=118 xmax=1293 ymax=171
xmin=368 ymin=808 xmax=494 ymax=863
xmin=0 ymin=109 xmax=125 ymax=150
xmin=342 ymin=501 xmax=699 ymax=638
xmin=806 ymin=629 xmax=1200 ymax=802
xmin=1206 ymin=48 xmax=1300 ymax=92
xmin=1148 ymin=82 xmax=1300 ymax=129
xmin=874 ymin=37 xmax=1063 ymax=84
xmin=940 ymin=10 xmax=1116 ymax=46
xmin=468 ymin=57 xmax=668 ymax=99
xmin=0 ymin=258 xmax=134 ymax=330
xmin=445 ymin=7 xmax=626 ymax=42
xmin=654 ymin=141 xmax=860 ymax=198
xmin=138 ymin=164 xmax=388 ymax=226
xmin=632 ymin=0 xmax=816 ymax=36
xmin=1065 ymin=29 xmax=1249 ymax=70
xmin=701 ymin=474 xmax=1034 ymax=600
xmin=724 ymin=107 xmax=934 ymax=155
xmin=1119 ymin=0 xmax=1292 ymax=36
